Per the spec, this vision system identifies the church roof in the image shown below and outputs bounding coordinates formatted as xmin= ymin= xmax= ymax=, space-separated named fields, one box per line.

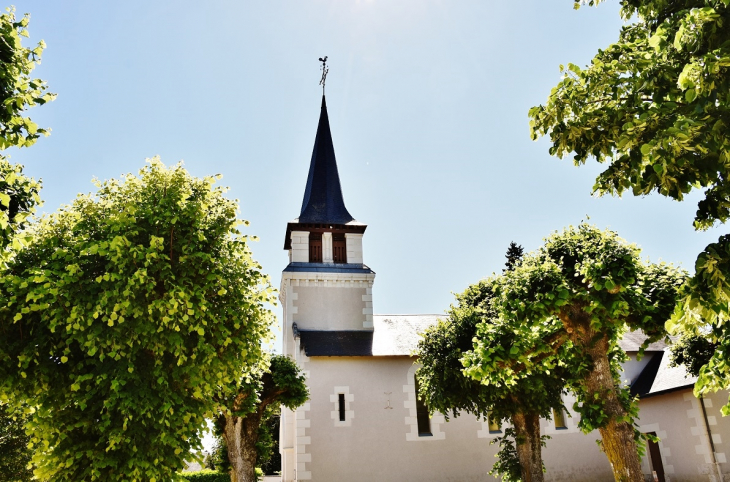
xmin=631 ymin=350 xmax=697 ymax=398
xmin=283 ymin=262 xmax=374 ymax=274
xmin=295 ymin=318 xmax=698 ymax=396
xmin=298 ymin=95 xmax=354 ymax=224
xmin=297 ymin=314 xmax=443 ymax=357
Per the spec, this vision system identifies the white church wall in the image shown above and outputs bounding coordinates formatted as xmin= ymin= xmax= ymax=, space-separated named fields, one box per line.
xmin=635 ymin=388 xmax=730 ymax=482
xmin=293 ymin=355 xmax=630 ymax=482
xmin=301 ymin=356 xmax=493 ymax=481
xmin=293 ymin=285 xmax=369 ymax=331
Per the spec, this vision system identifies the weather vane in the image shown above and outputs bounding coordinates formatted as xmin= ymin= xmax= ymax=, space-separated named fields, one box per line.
xmin=319 ymin=56 xmax=329 ymax=94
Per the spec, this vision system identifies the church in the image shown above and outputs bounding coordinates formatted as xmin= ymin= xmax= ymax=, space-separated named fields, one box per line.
xmin=277 ymin=94 xmax=730 ymax=482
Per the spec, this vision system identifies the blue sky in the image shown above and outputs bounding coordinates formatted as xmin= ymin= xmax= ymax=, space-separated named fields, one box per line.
xmin=9 ymin=1 xmax=726 ymax=350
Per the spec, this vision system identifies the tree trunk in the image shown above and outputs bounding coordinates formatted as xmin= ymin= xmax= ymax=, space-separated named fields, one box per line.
xmin=223 ymin=413 xmax=260 ymax=482
xmin=511 ymin=411 xmax=545 ymax=482
xmin=584 ymin=339 xmax=643 ymax=482
xmin=561 ymin=307 xmax=644 ymax=482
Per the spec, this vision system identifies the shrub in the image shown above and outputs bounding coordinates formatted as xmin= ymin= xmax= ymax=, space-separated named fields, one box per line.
xmin=180 ymin=468 xmax=264 ymax=481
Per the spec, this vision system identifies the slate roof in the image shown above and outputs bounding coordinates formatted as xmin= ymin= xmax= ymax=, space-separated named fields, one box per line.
xmin=295 ymin=317 xmax=697 ymax=396
xmin=298 ymin=96 xmax=354 ymax=224
xmin=618 ymin=330 xmax=668 ymax=352
xmin=283 ymin=262 xmax=375 ymax=274
xmin=296 ymin=314 xmax=443 ymax=357
xmin=635 ymin=349 xmax=697 ymax=398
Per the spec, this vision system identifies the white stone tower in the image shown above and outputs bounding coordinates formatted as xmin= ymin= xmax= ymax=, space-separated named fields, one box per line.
xmin=279 ymin=95 xmax=375 ymax=481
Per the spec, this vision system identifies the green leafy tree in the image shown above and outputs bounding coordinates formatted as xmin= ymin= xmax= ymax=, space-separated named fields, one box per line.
xmin=0 ymin=404 xmax=33 ymax=482
xmin=0 ymin=7 xmax=54 ymax=250
xmin=463 ymin=224 xmax=686 ymax=482
xmin=528 ymin=0 xmax=730 ymax=409
xmin=670 ymin=332 xmax=717 ymax=377
xmin=668 ymin=234 xmax=730 ymax=413
xmin=0 ymin=159 xmax=275 ymax=481
xmin=416 ymin=245 xmax=566 ymax=482
xmin=256 ymin=408 xmax=281 ymax=476
xmin=216 ymin=354 xmax=308 ymax=482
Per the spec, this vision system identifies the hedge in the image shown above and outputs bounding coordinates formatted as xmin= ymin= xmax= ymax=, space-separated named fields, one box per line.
xmin=180 ymin=468 xmax=264 ymax=481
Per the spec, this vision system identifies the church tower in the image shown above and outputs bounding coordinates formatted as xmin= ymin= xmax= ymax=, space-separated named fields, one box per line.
xmin=279 ymin=95 xmax=375 ymax=481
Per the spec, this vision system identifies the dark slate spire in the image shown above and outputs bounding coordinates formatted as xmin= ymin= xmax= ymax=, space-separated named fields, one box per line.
xmin=299 ymin=96 xmax=354 ymax=224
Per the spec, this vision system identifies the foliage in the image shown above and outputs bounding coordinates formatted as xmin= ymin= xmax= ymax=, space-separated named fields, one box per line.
xmin=0 ymin=403 xmax=32 ymax=482
xmin=668 ymin=234 xmax=730 ymax=410
xmin=503 ymin=242 xmax=524 ymax=272
xmin=530 ymin=0 xmax=730 ymax=231
xmin=669 ymin=332 xmax=716 ymax=377
xmin=416 ymin=243 xmax=565 ymax=482
xmin=0 ymin=159 xmax=276 ymax=481
xmin=0 ymin=158 xmax=40 ymax=251
xmin=463 ymin=224 xmax=687 ymax=480
xmin=209 ymin=412 xmax=281 ymax=476
xmin=0 ymin=7 xmax=54 ymax=150
xmin=415 ymin=280 xmax=500 ymax=422
xmin=0 ymin=7 xmax=55 ymax=251
xmin=488 ymin=428 xmax=549 ymax=482
xmin=180 ymin=469 xmax=233 ymax=482
xmin=257 ymin=411 xmax=280 ymax=475
xmin=206 ymin=438 xmax=230 ymax=473
xmin=217 ymin=354 xmax=308 ymax=482
xmin=222 ymin=354 xmax=309 ymax=421
xmin=530 ymin=0 xmax=730 ymax=411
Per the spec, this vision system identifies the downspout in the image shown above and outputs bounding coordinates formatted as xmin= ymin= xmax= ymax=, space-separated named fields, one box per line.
xmin=700 ymin=395 xmax=724 ymax=482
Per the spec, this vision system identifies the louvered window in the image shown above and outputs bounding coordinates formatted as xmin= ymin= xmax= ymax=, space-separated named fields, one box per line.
xmin=333 ymin=234 xmax=347 ymax=264
xmin=309 ymin=233 xmax=322 ymax=263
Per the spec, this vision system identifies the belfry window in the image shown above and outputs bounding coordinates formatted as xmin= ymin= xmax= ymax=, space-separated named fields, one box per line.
xmin=333 ymin=234 xmax=346 ymax=263
xmin=414 ymin=376 xmax=432 ymax=436
xmin=309 ymin=233 xmax=322 ymax=263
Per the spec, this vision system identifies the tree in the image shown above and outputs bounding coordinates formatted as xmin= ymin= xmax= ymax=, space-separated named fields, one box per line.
xmin=463 ymin=224 xmax=686 ymax=482
xmin=503 ymin=241 xmax=524 ymax=272
xmin=216 ymin=354 xmax=308 ymax=482
xmin=416 ymin=245 xmax=566 ymax=482
xmin=528 ymin=0 xmax=730 ymax=408
xmin=0 ymin=7 xmax=54 ymax=250
xmin=670 ymin=331 xmax=716 ymax=377
xmin=0 ymin=403 xmax=33 ymax=482
xmin=0 ymin=159 xmax=276 ymax=481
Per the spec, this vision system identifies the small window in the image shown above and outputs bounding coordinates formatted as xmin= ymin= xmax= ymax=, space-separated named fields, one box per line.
xmin=338 ymin=393 xmax=346 ymax=421
xmin=414 ymin=376 xmax=431 ymax=436
xmin=309 ymin=233 xmax=322 ymax=263
xmin=488 ymin=411 xmax=501 ymax=434
xmin=333 ymin=234 xmax=347 ymax=264
xmin=553 ymin=408 xmax=567 ymax=430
